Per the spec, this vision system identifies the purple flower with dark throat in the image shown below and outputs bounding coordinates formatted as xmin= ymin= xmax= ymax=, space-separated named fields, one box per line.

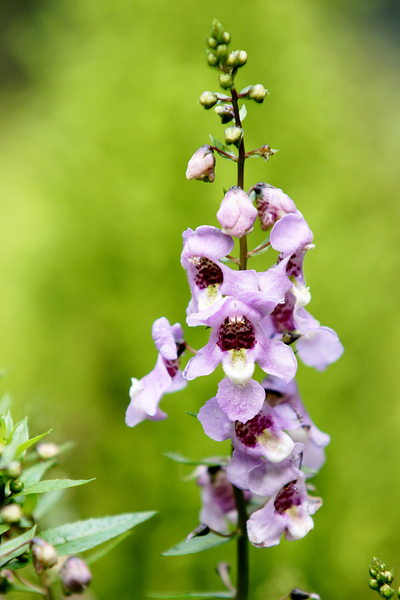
xmin=125 ymin=317 xmax=186 ymax=427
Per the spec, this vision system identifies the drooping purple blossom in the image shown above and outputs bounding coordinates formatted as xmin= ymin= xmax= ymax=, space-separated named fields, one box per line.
xmin=248 ymin=183 xmax=297 ymax=231
xmin=186 ymin=145 xmax=215 ymax=182
xmin=216 ymin=186 xmax=258 ymax=238
xmin=125 ymin=317 xmax=186 ymax=427
xmin=247 ymin=473 xmax=322 ymax=548
xmin=183 ymin=297 xmax=297 ymax=423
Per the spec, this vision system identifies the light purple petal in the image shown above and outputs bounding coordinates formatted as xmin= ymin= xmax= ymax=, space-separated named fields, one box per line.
xmin=183 ymin=330 xmax=222 ymax=380
xmin=270 ymin=211 xmax=313 ymax=256
xmin=125 ymin=378 xmax=167 ymax=427
xmin=227 ymin=450 xmax=264 ymax=490
xmin=136 ymin=354 xmax=172 ymax=416
xmin=296 ymin=324 xmax=344 ymax=371
xmin=257 ymin=256 xmax=292 ymax=305
xmin=247 ymin=456 xmax=301 ymax=496
xmin=152 ymin=317 xmax=179 ymax=360
xmin=198 ymin=397 xmax=233 ymax=441
xmin=182 ymin=226 xmax=234 ymax=263
xmin=247 ymin=499 xmax=286 ymax=548
xmin=167 ymin=369 xmax=188 ymax=393
xmin=217 ymin=377 xmax=265 ymax=423
xmin=256 ymin=338 xmax=297 ymax=383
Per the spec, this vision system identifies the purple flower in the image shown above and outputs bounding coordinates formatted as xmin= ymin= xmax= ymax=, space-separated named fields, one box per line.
xmin=125 ymin=317 xmax=186 ymax=427
xmin=262 ymin=376 xmax=330 ymax=474
xmin=249 ymin=183 xmax=297 ymax=231
xmin=247 ymin=473 xmax=322 ymax=548
xmin=186 ymin=145 xmax=215 ymax=182
xmin=216 ymin=186 xmax=258 ymax=238
xmin=181 ymin=226 xmax=259 ymax=319
xmin=183 ymin=297 xmax=297 ymax=423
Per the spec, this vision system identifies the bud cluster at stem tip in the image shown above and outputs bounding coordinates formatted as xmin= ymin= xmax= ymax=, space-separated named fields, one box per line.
xmin=368 ymin=557 xmax=397 ymax=599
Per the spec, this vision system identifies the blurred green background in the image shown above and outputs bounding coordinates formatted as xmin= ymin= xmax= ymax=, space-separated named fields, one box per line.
xmin=0 ymin=0 xmax=400 ymax=598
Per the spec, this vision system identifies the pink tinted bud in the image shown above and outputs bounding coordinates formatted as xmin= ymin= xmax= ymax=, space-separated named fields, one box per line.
xmin=249 ymin=182 xmax=297 ymax=230
xmin=60 ymin=556 xmax=92 ymax=594
xmin=31 ymin=537 xmax=58 ymax=573
xmin=186 ymin=145 xmax=215 ymax=183
xmin=216 ymin=186 xmax=258 ymax=238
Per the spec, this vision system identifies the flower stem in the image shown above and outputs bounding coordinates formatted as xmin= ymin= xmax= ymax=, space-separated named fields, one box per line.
xmin=231 ymin=84 xmax=248 ymax=271
xmin=232 ymin=485 xmax=249 ymax=600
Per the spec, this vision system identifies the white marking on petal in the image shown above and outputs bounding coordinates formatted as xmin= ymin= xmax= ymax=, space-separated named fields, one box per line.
xmin=223 ymin=349 xmax=254 ymax=384
xmin=256 ymin=429 xmax=295 ymax=463
xmin=197 ymin=284 xmax=221 ymax=311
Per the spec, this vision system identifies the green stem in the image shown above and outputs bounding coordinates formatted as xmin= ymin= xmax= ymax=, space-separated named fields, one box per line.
xmin=232 ymin=485 xmax=249 ymax=600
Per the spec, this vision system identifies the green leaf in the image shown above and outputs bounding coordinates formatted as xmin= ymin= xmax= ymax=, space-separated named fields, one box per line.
xmin=239 ymin=85 xmax=253 ymax=95
xmin=164 ymin=453 xmax=229 ymax=467
xmin=21 ymin=460 xmax=56 ymax=487
xmin=208 ymin=135 xmax=237 ymax=160
xmin=12 ymin=478 xmax=95 ymax=497
xmin=33 ymin=489 xmax=64 ymax=521
xmin=0 ymin=524 xmax=10 ymax=536
xmin=185 ymin=412 xmax=198 ymax=418
xmin=85 ymin=530 xmax=132 ymax=565
xmin=0 ymin=418 xmax=28 ymax=466
xmin=17 ymin=429 xmax=52 ymax=457
xmin=55 ymin=440 xmax=76 ymax=455
xmin=163 ymin=532 xmax=237 ymax=556
xmin=42 ymin=511 xmax=156 ymax=555
xmin=0 ymin=393 xmax=12 ymax=416
xmin=148 ymin=592 xmax=233 ymax=599
xmin=0 ymin=526 xmax=37 ymax=567
xmin=239 ymin=104 xmax=247 ymax=122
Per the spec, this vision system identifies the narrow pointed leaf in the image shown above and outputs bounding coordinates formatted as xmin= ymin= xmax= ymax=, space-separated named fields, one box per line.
xmin=0 ymin=418 xmax=28 ymax=466
xmin=164 ymin=453 xmax=229 ymax=467
xmin=239 ymin=104 xmax=247 ymax=122
xmin=208 ymin=135 xmax=237 ymax=159
xmin=42 ymin=511 xmax=156 ymax=555
xmin=12 ymin=478 xmax=95 ymax=497
xmin=0 ymin=525 xmax=9 ymax=536
xmin=0 ymin=526 xmax=37 ymax=567
xmin=85 ymin=531 xmax=132 ymax=565
xmin=33 ymin=489 xmax=64 ymax=521
xmin=239 ymin=85 xmax=253 ymax=95
xmin=21 ymin=460 xmax=56 ymax=487
xmin=163 ymin=532 xmax=237 ymax=556
xmin=17 ymin=430 xmax=52 ymax=457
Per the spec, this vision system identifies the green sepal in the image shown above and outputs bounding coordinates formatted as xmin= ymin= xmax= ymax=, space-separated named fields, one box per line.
xmin=209 ymin=135 xmax=237 ymax=159
xmin=164 ymin=452 xmax=229 ymax=467
xmin=239 ymin=104 xmax=247 ymax=122
xmin=0 ymin=525 xmax=37 ymax=568
xmin=11 ymin=477 xmax=95 ymax=497
xmin=148 ymin=592 xmax=233 ymax=599
xmin=162 ymin=532 xmax=237 ymax=556
xmin=41 ymin=511 xmax=156 ymax=555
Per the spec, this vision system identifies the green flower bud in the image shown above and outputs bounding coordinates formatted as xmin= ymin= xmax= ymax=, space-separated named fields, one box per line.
xmin=215 ymin=104 xmax=234 ymax=124
xmin=207 ymin=52 xmax=219 ymax=67
xmin=238 ymin=50 xmax=248 ymax=66
xmin=207 ymin=37 xmax=218 ymax=49
xmin=226 ymin=51 xmax=240 ymax=68
xmin=32 ymin=538 xmax=58 ymax=574
xmin=210 ymin=19 xmax=224 ymax=41
xmin=6 ymin=461 xmax=22 ymax=479
xmin=380 ymin=585 xmax=395 ymax=599
xmin=224 ymin=126 xmax=243 ymax=146
xmin=218 ymin=74 xmax=233 ymax=89
xmin=216 ymin=45 xmax=228 ymax=60
xmin=0 ymin=570 xmax=13 ymax=594
xmin=369 ymin=579 xmax=381 ymax=591
xmin=222 ymin=31 xmax=231 ymax=44
xmin=199 ymin=91 xmax=218 ymax=109
xmin=382 ymin=571 xmax=395 ymax=585
xmin=249 ymin=84 xmax=267 ymax=103
xmin=397 ymin=588 xmax=400 ymax=599
xmin=9 ymin=479 xmax=24 ymax=494
xmin=1 ymin=503 xmax=22 ymax=524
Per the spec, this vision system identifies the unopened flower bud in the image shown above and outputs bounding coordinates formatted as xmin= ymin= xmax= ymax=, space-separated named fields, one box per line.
xmin=32 ymin=538 xmax=58 ymax=573
xmin=369 ymin=579 xmax=381 ymax=591
xmin=207 ymin=37 xmax=218 ymax=49
xmin=216 ymin=45 xmax=228 ymax=60
xmin=222 ymin=32 xmax=230 ymax=44
xmin=36 ymin=442 xmax=59 ymax=460
xmin=6 ymin=461 xmax=22 ymax=479
xmin=60 ymin=556 xmax=92 ymax=595
xmin=237 ymin=50 xmax=248 ymax=66
xmin=226 ymin=51 xmax=240 ymax=68
xmin=380 ymin=585 xmax=395 ymax=599
xmin=9 ymin=479 xmax=24 ymax=494
xmin=215 ymin=104 xmax=234 ymax=124
xmin=216 ymin=186 xmax=258 ymax=238
xmin=248 ymin=182 xmax=297 ymax=230
xmin=249 ymin=84 xmax=267 ymax=103
xmin=218 ymin=74 xmax=233 ymax=89
xmin=382 ymin=571 xmax=395 ymax=585
xmin=224 ymin=126 xmax=243 ymax=146
xmin=290 ymin=590 xmax=320 ymax=600
xmin=0 ymin=570 xmax=13 ymax=594
xmin=207 ymin=52 xmax=219 ymax=67
xmin=210 ymin=19 xmax=224 ymax=41
xmin=1 ymin=503 xmax=22 ymax=524
xmin=199 ymin=91 xmax=218 ymax=109
xmin=186 ymin=145 xmax=215 ymax=183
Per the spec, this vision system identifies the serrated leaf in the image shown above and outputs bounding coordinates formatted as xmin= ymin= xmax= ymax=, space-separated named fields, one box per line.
xmin=21 ymin=460 xmax=56 ymax=487
xmin=164 ymin=453 xmax=229 ymax=467
xmin=163 ymin=532 xmax=237 ymax=556
xmin=209 ymin=135 xmax=236 ymax=159
xmin=12 ymin=478 xmax=95 ymax=497
xmin=42 ymin=511 xmax=156 ymax=555
xmin=239 ymin=104 xmax=247 ymax=122
xmin=0 ymin=526 xmax=37 ymax=567
xmin=148 ymin=592 xmax=233 ymax=599
xmin=85 ymin=530 xmax=132 ymax=565
xmin=17 ymin=429 xmax=52 ymax=457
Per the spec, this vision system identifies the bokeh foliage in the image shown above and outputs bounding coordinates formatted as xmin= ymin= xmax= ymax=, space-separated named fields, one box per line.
xmin=0 ymin=0 xmax=399 ymax=598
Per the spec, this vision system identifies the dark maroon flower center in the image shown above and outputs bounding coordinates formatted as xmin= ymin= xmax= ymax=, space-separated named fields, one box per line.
xmin=194 ymin=257 xmax=223 ymax=290
xmin=207 ymin=467 xmax=236 ymax=513
xmin=274 ymin=481 xmax=302 ymax=514
xmin=163 ymin=358 xmax=179 ymax=379
xmin=235 ymin=414 xmax=273 ymax=447
xmin=285 ymin=251 xmax=302 ymax=279
xmin=271 ymin=293 xmax=296 ymax=333
xmin=217 ymin=316 xmax=256 ymax=351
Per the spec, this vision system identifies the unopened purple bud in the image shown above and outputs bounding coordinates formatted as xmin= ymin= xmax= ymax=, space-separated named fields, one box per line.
xmin=249 ymin=182 xmax=297 ymax=230
xmin=186 ymin=145 xmax=215 ymax=183
xmin=32 ymin=538 xmax=58 ymax=573
xmin=60 ymin=556 xmax=92 ymax=595
xmin=216 ymin=186 xmax=258 ymax=238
